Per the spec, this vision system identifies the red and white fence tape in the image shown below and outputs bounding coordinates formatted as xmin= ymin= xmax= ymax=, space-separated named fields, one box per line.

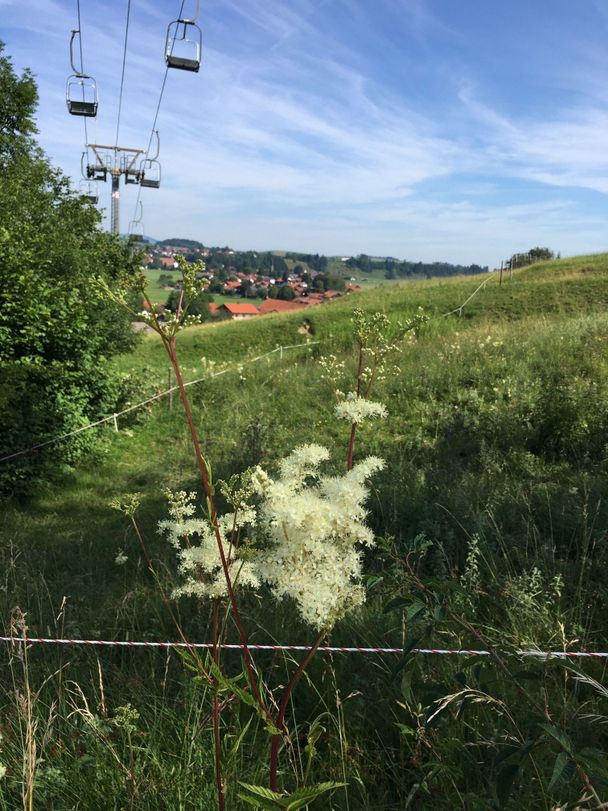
xmin=1 ymin=636 xmax=607 ymax=659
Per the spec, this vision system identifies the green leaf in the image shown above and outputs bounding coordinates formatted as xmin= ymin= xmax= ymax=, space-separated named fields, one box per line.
xmin=224 ymin=715 xmax=253 ymax=766
xmin=285 ymin=782 xmax=347 ymax=810
xmin=237 ymin=793 xmax=284 ymax=809
xmin=538 ymin=723 xmax=574 ymax=755
xmin=406 ymin=601 xmax=427 ymax=622
xmin=383 ymin=595 xmax=409 ymax=614
xmin=238 ymin=783 xmax=287 ymax=808
xmin=496 ymin=763 xmax=519 ymax=807
xmin=494 ymin=739 xmax=537 ymax=768
xmin=548 ymin=752 xmax=574 ymax=790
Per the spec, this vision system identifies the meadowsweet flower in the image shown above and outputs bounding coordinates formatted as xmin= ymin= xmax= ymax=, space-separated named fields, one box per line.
xmin=256 ymin=447 xmax=384 ymax=630
xmin=162 ymin=447 xmax=383 ymax=631
xmin=115 ymin=551 xmax=128 ymax=566
xmin=159 ymin=492 xmax=257 ymax=600
xmin=335 ymin=392 xmax=388 ymax=424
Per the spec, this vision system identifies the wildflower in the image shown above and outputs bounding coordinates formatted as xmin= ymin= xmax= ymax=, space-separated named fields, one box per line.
xmin=0 ymin=764 xmax=5 ymax=780
xmin=256 ymin=447 xmax=384 ymax=630
xmin=115 ymin=551 xmax=128 ymax=566
xmin=162 ymin=447 xmax=383 ymax=631
xmin=159 ymin=492 xmax=257 ymax=600
xmin=335 ymin=392 xmax=387 ymax=425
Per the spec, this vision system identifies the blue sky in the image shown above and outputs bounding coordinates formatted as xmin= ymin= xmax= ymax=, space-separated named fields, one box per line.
xmin=3 ymin=0 xmax=608 ymax=267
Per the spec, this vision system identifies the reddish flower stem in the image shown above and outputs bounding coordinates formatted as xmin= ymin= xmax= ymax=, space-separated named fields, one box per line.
xmin=346 ymin=341 xmax=365 ymax=471
xmin=213 ymin=600 xmax=225 ymax=811
xmin=269 ymin=633 xmax=324 ymax=792
xmin=164 ymin=335 xmax=272 ymax=724
xmin=129 ymin=516 xmax=211 ymax=683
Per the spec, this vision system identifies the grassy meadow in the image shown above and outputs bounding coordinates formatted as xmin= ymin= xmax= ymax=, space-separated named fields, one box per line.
xmin=2 ymin=255 xmax=608 ymax=808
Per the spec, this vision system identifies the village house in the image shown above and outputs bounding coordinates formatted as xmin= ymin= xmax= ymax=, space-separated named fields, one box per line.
xmin=219 ymin=302 xmax=259 ymax=320
xmin=258 ymin=298 xmax=306 ymax=315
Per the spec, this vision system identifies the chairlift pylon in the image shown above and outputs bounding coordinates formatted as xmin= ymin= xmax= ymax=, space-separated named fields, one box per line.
xmin=165 ymin=1 xmax=202 ymax=72
xmin=66 ymin=30 xmax=98 ymax=117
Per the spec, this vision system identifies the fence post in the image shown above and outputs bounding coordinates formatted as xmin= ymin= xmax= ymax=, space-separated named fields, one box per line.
xmin=280 ymin=346 xmax=284 ymax=360
xmin=113 ymin=414 xmax=119 ymax=432
xmin=168 ymin=368 xmax=173 ymax=411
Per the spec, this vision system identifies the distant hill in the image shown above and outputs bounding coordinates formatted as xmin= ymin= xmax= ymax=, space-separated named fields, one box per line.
xmin=156 ymin=238 xmax=204 ymax=249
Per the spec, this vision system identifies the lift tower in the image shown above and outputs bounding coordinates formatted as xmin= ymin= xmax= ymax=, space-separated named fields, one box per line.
xmin=85 ymin=144 xmax=144 ymax=234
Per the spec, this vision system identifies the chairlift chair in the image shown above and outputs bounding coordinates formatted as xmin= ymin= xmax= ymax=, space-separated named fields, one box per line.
xmin=124 ymin=169 xmax=141 ymax=185
xmin=66 ymin=74 xmax=98 ymax=116
xmin=86 ymin=163 xmax=107 ymax=182
xmin=165 ymin=18 xmax=202 ymax=72
xmin=66 ymin=31 xmax=98 ymax=116
xmin=128 ymin=221 xmax=145 ymax=242
xmin=139 ymin=158 xmax=161 ymax=189
xmin=79 ymin=180 xmax=99 ymax=204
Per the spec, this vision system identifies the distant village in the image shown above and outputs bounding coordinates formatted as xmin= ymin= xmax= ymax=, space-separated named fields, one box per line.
xmin=143 ymin=242 xmax=362 ymax=320
xmin=139 ymin=239 xmax=493 ymax=322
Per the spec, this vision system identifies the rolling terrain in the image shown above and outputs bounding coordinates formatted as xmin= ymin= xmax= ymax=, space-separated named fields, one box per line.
xmin=2 ymin=254 xmax=608 ymax=808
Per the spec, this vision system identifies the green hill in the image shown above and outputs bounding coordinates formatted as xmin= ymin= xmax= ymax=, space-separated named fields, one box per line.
xmin=3 ymin=254 xmax=608 ymax=808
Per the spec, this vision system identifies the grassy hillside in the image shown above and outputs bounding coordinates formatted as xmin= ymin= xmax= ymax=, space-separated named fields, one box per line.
xmin=2 ymin=254 xmax=608 ymax=808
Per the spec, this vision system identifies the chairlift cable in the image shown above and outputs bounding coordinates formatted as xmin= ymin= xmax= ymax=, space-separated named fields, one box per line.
xmin=75 ymin=0 xmax=89 ymax=146
xmin=131 ymin=0 xmax=185 ymax=222
xmin=114 ymin=0 xmax=133 ymax=148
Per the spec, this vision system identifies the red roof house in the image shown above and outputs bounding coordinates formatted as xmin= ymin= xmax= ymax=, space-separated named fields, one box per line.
xmin=220 ymin=302 xmax=259 ymax=320
xmin=258 ymin=298 xmax=306 ymax=315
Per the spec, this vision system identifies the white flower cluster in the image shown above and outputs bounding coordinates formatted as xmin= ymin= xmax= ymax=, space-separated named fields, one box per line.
xmin=334 ymin=392 xmax=388 ymax=425
xmin=255 ymin=445 xmax=384 ymax=630
xmin=160 ymin=447 xmax=383 ymax=630
xmin=159 ymin=491 xmax=259 ymax=600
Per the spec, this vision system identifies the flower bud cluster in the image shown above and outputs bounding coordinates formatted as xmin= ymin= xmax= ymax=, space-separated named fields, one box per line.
xmin=159 ymin=491 xmax=259 ymax=600
xmin=335 ymin=392 xmax=388 ymax=425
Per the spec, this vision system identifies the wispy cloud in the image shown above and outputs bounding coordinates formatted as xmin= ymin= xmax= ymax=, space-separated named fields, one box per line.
xmin=5 ymin=0 xmax=608 ymax=264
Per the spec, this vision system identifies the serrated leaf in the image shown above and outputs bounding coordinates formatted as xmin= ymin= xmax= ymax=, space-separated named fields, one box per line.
xmin=494 ymin=739 xmax=536 ymax=768
xmin=548 ymin=752 xmax=573 ymax=790
xmin=406 ymin=601 xmax=427 ymax=622
xmin=538 ymin=723 xmax=574 ymax=755
xmin=383 ymin=595 xmax=410 ymax=614
xmin=285 ymin=782 xmax=347 ymax=810
xmin=238 ymin=783 xmax=287 ymax=808
xmin=237 ymin=793 xmax=283 ymax=809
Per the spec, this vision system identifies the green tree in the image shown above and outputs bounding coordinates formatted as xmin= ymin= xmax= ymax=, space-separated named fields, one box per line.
xmin=529 ymin=247 xmax=554 ymax=262
xmin=0 ymin=43 xmax=139 ymax=494
xmin=166 ymin=288 xmax=213 ymax=319
xmin=276 ymin=285 xmax=296 ymax=301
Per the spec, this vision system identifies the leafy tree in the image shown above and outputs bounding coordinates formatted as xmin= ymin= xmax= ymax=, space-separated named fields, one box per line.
xmin=166 ymin=288 xmax=212 ymax=319
xmin=0 ymin=43 xmax=139 ymax=494
xmin=529 ymin=247 xmax=554 ymax=262
xmin=156 ymin=238 xmax=204 ymax=249
xmin=276 ymin=285 xmax=296 ymax=301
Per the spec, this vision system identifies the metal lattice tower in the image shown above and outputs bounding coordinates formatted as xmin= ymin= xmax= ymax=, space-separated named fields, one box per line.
xmin=85 ymin=144 xmax=144 ymax=234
